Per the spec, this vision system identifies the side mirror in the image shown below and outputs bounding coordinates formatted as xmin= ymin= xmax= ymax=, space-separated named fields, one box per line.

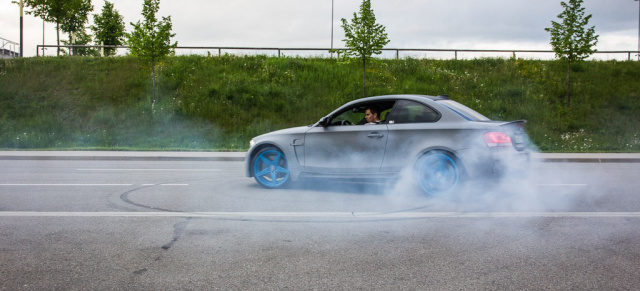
xmin=317 ymin=116 xmax=330 ymax=127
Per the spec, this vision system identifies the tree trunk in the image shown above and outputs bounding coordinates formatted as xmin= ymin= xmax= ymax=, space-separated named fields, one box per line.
xmin=363 ymin=59 xmax=367 ymax=98
xmin=71 ymin=31 xmax=76 ymax=56
xmin=69 ymin=32 xmax=74 ymax=56
xmin=567 ymin=60 xmax=571 ymax=107
xmin=56 ymin=22 xmax=60 ymax=56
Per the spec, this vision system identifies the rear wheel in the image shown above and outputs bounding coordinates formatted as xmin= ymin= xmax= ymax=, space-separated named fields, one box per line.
xmin=415 ymin=151 xmax=460 ymax=196
xmin=252 ymin=147 xmax=290 ymax=188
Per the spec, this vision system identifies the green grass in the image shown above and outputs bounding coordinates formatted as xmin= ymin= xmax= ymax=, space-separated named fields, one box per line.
xmin=0 ymin=55 xmax=639 ymax=152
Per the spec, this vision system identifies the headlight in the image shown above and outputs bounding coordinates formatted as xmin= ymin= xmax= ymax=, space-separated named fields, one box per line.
xmin=249 ymin=139 xmax=256 ymax=148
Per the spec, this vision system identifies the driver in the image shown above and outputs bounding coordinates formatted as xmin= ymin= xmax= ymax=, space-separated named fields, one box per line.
xmin=364 ymin=106 xmax=381 ymax=125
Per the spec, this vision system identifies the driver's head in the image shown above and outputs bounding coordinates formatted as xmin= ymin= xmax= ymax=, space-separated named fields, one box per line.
xmin=365 ymin=106 xmax=380 ymax=123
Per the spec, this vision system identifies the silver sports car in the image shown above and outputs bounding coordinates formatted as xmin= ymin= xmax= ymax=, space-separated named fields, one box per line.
xmin=245 ymin=94 xmax=530 ymax=195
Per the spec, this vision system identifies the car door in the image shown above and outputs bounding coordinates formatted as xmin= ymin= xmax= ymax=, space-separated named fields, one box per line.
xmin=303 ymin=105 xmax=389 ymax=174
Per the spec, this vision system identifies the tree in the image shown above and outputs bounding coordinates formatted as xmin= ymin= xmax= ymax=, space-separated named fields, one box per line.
xmin=340 ymin=0 xmax=390 ymax=97
xmin=91 ymin=1 xmax=126 ymax=57
xmin=126 ymin=0 xmax=177 ymax=110
xmin=24 ymin=0 xmax=92 ymax=56
xmin=59 ymin=0 xmax=93 ymax=56
xmin=24 ymin=0 xmax=65 ymax=56
xmin=545 ymin=0 xmax=598 ymax=107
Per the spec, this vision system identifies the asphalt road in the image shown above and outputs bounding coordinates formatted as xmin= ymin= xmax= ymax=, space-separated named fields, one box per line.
xmin=1 ymin=157 xmax=639 ymax=290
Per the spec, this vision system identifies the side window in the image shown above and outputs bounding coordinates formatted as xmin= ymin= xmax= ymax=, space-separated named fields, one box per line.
xmin=330 ymin=100 xmax=396 ymax=126
xmin=331 ymin=108 xmax=364 ymax=126
xmin=388 ymin=100 xmax=440 ymax=124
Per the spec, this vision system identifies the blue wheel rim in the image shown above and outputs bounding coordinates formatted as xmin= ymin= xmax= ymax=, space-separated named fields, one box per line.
xmin=416 ymin=153 xmax=459 ymax=195
xmin=253 ymin=150 xmax=290 ymax=188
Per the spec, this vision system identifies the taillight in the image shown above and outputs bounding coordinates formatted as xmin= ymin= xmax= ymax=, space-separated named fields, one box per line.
xmin=483 ymin=132 xmax=512 ymax=147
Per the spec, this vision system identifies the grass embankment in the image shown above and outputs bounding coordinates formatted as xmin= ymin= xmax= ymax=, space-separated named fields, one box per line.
xmin=0 ymin=55 xmax=638 ymax=152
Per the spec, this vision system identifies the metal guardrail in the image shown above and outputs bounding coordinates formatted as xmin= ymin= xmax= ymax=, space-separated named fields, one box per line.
xmin=35 ymin=44 xmax=640 ymax=61
xmin=1 ymin=37 xmax=19 ymax=58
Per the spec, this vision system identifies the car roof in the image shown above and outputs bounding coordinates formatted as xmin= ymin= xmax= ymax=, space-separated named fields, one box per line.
xmin=341 ymin=94 xmax=450 ymax=107
xmin=390 ymin=94 xmax=450 ymax=101
xmin=350 ymin=94 xmax=450 ymax=103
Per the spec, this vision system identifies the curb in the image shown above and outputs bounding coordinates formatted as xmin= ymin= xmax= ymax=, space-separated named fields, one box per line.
xmin=0 ymin=152 xmax=639 ymax=163
xmin=536 ymin=157 xmax=640 ymax=163
xmin=533 ymin=153 xmax=640 ymax=163
xmin=0 ymin=151 xmax=246 ymax=162
xmin=0 ymin=156 xmax=246 ymax=162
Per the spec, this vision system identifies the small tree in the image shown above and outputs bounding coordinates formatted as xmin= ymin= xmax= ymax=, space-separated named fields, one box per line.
xmin=59 ymin=0 xmax=93 ymax=56
xmin=341 ymin=0 xmax=390 ymax=97
xmin=91 ymin=1 xmax=126 ymax=57
xmin=126 ymin=0 xmax=177 ymax=110
xmin=24 ymin=0 xmax=92 ymax=56
xmin=24 ymin=0 xmax=65 ymax=56
xmin=545 ymin=0 xmax=598 ymax=107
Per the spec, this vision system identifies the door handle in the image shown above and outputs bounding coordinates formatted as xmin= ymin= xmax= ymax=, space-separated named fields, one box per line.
xmin=367 ymin=132 xmax=384 ymax=138
xmin=290 ymin=139 xmax=304 ymax=146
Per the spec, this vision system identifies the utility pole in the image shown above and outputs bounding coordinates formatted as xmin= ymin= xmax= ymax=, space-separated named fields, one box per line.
xmin=331 ymin=0 xmax=334 ymax=51
xmin=636 ymin=0 xmax=639 ymax=60
xmin=19 ymin=0 xmax=23 ymax=57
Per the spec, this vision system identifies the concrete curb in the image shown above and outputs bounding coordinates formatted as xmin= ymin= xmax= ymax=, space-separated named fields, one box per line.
xmin=533 ymin=153 xmax=640 ymax=163
xmin=0 ymin=151 xmax=639 ymax=163
xmin=0 ymin=151 xmax=246 ymax=162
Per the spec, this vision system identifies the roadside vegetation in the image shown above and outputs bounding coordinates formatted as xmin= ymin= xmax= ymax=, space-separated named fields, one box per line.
xmin=0 ymin=55 xmax=638 ymax=152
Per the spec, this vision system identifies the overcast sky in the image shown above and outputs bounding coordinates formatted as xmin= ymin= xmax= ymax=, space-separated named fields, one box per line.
xmin=1 ymin=0 xmax=638 ymax=58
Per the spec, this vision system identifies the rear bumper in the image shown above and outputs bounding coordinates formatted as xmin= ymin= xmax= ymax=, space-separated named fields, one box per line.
xmin=457 ymin=148 xmax=530 ymax=179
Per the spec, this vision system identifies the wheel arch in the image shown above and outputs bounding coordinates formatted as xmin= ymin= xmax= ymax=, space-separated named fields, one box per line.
xmin=247 ymin=142 xmax=287 ymax=177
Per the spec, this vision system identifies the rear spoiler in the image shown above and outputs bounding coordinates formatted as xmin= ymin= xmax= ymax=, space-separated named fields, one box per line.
xmin=502 ymin=120 xmax=527 ymax=126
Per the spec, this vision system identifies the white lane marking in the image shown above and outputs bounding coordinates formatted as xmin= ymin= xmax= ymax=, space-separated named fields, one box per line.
xmin=0 ymin=184 xmax=134 ymax=186
xmin=142 ymin=184 xmax=189 ymax=186
xmin=536 ymin=184 xmax=588 ymax=186
xmin=77 ymin=169 xmax=221 ymax=171
xmin=0 ymin=184 xmax=188 ymax=186
xmin=1 ymin=212 xmax=639 ymax=218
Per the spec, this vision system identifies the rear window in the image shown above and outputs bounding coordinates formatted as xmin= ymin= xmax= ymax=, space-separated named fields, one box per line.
xmin=439 ymin=100 xmax=490 ymax=121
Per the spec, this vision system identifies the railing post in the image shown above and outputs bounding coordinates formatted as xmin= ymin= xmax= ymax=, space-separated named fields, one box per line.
xmin=455 ymin=50 xmax=458 ymax=60
xmin=218 ymin=48 xmax=221 ymax=56
xmin=278 ymin=49 xmax=281 ymax=58
xmin=396 ymin=49 xmax=399 ymax=60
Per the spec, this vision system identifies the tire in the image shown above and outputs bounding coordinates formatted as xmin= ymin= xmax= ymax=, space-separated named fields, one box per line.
xmin=415 ymin=151 xmax=460 ymax=196
xmin=252 ymin=147 xmax=291 ymax=188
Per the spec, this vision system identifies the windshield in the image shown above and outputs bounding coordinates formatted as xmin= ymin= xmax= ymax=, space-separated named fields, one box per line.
xmin=439 ymin=100 xmax=490 ymax=121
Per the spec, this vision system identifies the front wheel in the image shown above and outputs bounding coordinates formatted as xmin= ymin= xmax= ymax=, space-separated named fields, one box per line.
xmin=415 ymin=152 xmax=460 ymax=196
xmin=252 ymin=147 xmax=290 ymax=188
